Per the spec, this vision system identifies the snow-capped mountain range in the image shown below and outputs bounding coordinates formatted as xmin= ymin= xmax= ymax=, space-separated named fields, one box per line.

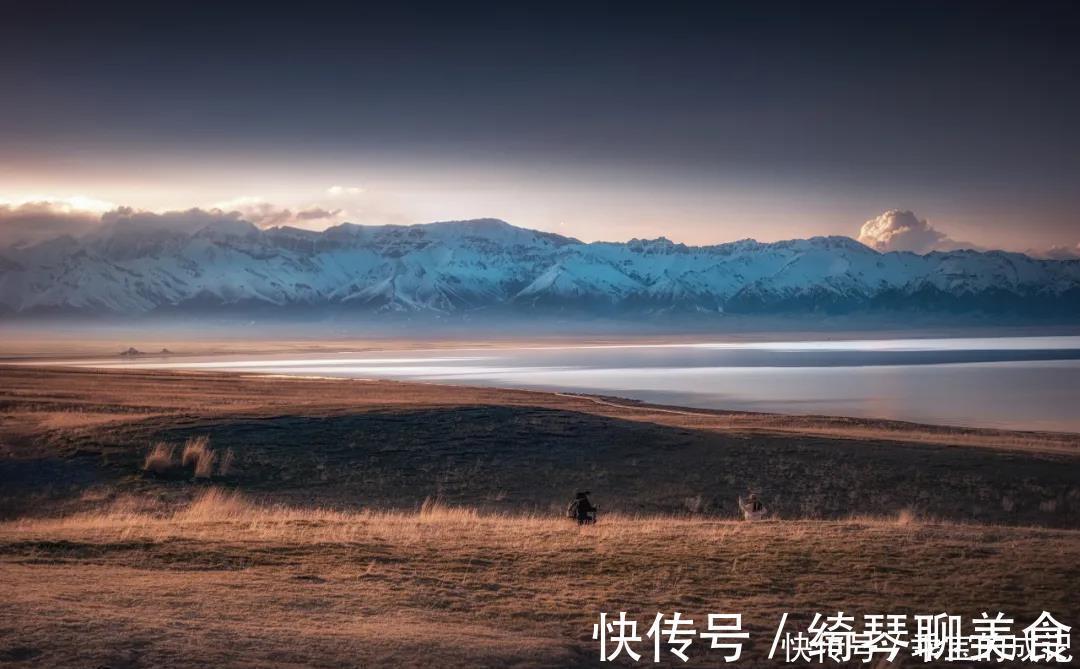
xmin=1 ymin=217 xmax=1078 ymax=318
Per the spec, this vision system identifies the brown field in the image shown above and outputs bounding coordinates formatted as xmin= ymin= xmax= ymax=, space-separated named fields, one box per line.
xmin=0 ymin=365 xmax=1078 ymax=667
xmin=1 ymin=492 xmax=1078 ymax=668
xmin=2 ymin=365 xmax=1078 ymax=523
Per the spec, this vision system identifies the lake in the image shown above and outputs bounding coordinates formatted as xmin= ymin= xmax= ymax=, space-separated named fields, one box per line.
xmin=49 ymin=335 xmax=1080 ymax=432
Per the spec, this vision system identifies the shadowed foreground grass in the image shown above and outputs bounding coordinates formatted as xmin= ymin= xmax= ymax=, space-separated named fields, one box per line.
xmin=1 ymin=491 xmax=1077 ymax=668
xmin=4 ymin=366 xmax=1079 ymax=527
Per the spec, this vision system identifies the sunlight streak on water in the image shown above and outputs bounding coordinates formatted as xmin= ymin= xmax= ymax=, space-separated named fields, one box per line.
xmin=83 ymin=356 xmax=493 ymax=369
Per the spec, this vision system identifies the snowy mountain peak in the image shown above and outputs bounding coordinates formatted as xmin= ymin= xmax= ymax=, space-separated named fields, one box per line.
xmin=626 ymin=237 xmax=685 ymax=255
xmin=1 ymin=218 xmax=1077 ymax=319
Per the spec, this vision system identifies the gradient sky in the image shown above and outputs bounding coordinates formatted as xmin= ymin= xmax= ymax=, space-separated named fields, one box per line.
xmin=2 ymin=1 xmax=1079 ymax=251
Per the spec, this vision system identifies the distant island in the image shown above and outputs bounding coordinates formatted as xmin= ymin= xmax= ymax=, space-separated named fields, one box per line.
xmin=119 ymin=347 xmax=173 ymax=356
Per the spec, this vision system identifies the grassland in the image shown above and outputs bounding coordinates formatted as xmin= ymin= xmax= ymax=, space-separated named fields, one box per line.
xmin=2 ymin=366 xmax=1078 ymax=524
xmin=0 ymin=365 xmax=1078 ymax=667
xmin=1 ymin=491 xmax=1078 ymax=668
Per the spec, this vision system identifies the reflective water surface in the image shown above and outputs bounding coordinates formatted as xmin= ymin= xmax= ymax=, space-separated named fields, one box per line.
xmin=58 ymin=336 xmax=1080 ymax=432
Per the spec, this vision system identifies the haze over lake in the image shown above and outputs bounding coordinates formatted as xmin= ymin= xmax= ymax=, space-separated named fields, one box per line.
xmin=52 ymin=335 xmax=1080 ymax=432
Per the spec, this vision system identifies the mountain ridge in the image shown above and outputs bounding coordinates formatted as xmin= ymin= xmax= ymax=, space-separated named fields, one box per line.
xmin=2 ymin=217 xmax=1078 ymax=319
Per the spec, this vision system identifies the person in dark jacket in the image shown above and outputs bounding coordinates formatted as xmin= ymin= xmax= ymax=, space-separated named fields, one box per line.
xmin=738 ymin=493 xmax=767 ymax=520
xmin=567 ymin=491 xmax=597 ymax=525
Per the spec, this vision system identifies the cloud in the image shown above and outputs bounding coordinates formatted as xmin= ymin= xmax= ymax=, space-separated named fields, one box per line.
xmin=0 ymin=194 xmax=117 ymax=213
xmin=327 ymin=185 xmax=364 ymax=196
xmin=230 ymin=202 xmax=294 ymax=227
xmin=857 ymin=210 xmax=979 ymax=254
xmin=0 ymin=201 xmax=104 ymax=246
xmin=210 ymin=195 xmax=264 ymax=211
xmin=295 ymin=207 xmax=342 ymax=221
xmin=209 ymin=198 xmax=345 ymax=229
xmin=100 ymin=207 xmax=247 ymax=236
xmin=1032 ymin=243 xmax=1080 ymax=260
xmin=0 ymin=201 xmax=247 ymax=248
xmin=0 ymin=193 xmax=372 ymax=249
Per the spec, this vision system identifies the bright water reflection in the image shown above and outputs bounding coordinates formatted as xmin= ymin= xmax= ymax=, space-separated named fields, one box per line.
xmin=54 ymin=336 xmax=1080 ymax=432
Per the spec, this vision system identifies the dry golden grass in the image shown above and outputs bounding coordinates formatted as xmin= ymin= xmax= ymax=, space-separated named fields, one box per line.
xmin=1 ymin=490 xmax=1077 ymax=667
xmin=181 ymin=435 xmax=216 ymax=478
xmin=1 ymin=365 xmax=1077 ymax=665
xmin=35 ymin=409 xmax=146 ymax=431
xmin=218 ymin=447 xmax=235 ymax=476
xmin=142 ymin=442 xmax=175 ymax=474
xmin=139 ymin=436 xmax=232 ymax=480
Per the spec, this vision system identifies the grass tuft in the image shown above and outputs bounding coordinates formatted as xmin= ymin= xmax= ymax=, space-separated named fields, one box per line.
xmin=895 ymin=507 xmax=919 ymax=527
xmin=218 ymin=448 xmax=235 ymax=476
xmin=176 ymin=488 xmax=252 ymax=521
xmin=143 ymin=443 xmax=175 ymax=474
xmin=181 ymin=436 xmax=216 ymax=479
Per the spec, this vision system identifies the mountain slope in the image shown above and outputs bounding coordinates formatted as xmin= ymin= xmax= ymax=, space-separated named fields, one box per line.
xmin=1 ymin=218 xmax=1078 ymax=318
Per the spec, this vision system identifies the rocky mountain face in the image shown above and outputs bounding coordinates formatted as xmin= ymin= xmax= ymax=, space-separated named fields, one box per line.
xmin=1 ymin=218 xmax=1078 ymax=319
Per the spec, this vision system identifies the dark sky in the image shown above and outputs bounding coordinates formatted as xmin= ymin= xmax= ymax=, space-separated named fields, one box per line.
xmin=1 ymin=1 xmax=1078 ymax=249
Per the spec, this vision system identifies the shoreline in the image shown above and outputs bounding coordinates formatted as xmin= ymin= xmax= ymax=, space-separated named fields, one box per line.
xmin=3 ymin=322 xmax=1080 ymax=359
xmin=4 ymin=340 xmax=1080 ymax=435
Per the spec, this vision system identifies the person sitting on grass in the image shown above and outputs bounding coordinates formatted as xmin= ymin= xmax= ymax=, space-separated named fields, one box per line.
xmin=567 ymin=491 xmax=597 ymax=525
xmin=738 ymin=493 xmax=767 ymax=521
